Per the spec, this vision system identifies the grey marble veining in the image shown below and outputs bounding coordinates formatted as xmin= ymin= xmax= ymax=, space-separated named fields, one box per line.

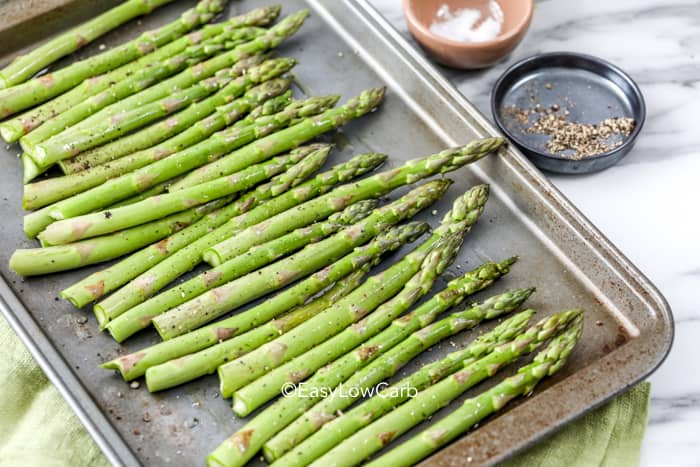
xmin=369 ymin=0 xmax=700 ymax=465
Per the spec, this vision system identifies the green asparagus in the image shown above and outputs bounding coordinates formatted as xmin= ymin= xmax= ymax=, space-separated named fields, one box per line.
xmin=20 ymin=8 xmax=308 ymax=158
xmin=226 ymin=185 xmax=490 ymax=410
xmin=0 ymin=0 xmax=183 ymax=91
xmin=144 ymin=265 xmax=370 ymax=392
xmin=230 ymin=236 xmax=456 ymax=414
xmin=23 ymin=93 xmax=331 ymax=239
xmin=18 ymin=27 xmax=265 ymax=154
xmin=59 ymin=66 xmax=288 ymax=175
xmin=29 ymin=60 xmax=277 ymax=168
xmin=9 ymin=198 xmax=230 ymax=276
xmin=107 ymin=176 xmax=186 ymax=208
xmin=272 ymin=303 xmax=532 ymax=466
xmin=309 ymin=311 xmax=584 ymax=467
xmin=0 ymin=0 xmax=225 ymax=118
xmin=23 ymin=79 xmax=293 ymax=210
xmin=101 ymin=222 xmax=427 ymax=381
xmin=169 ymin=86 xmax=389 ymax=193
xmin=29 ymin=90 xmax=334 ymax=237
xmin=205 ymin=194 xmax=493 ymax=467
xmin=366 ymin=315 xmax=584 ymax=467
xmin=39 ymin=143 xmax=317 ymax=245
xmin=88 ymin=150 xmax=385 ymax=321
xmin=59 ymin=79 xmax=293 ymax=175
xmin=107 ymin=200 xmax=378 ymax=342
xmin=95 ymin=95 xmax=294 ymax=210
xmin=175 ymin=88 xmax=383 ymax=190
xmin=0 ymin=5 xmax=281 ymax=143
xmin=202 ymin=138 xmax=503 ymax=266
xmin=153 ymin=180 xmax=451 ymax=340
xmin=61 ymin=145 xmax=331 ymax=312
xmin=264 ymin=286 xmax=532 ymax=462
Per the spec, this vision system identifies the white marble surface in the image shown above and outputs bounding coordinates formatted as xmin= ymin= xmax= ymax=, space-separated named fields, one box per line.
xmin=368 ymin=0 xmax=700 ymax=465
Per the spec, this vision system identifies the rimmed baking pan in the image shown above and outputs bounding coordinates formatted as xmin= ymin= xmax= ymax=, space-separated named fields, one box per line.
xmin=0 ymin=1 xmax=673 ymax=465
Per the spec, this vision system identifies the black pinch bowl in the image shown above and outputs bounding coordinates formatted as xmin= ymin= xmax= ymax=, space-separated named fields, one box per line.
xmin=491 ymin=52 xmax=646 ymax=174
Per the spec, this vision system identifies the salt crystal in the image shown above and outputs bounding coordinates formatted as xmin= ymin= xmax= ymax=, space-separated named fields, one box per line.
xmin=429 ymin=1 xmax=504 ymax=44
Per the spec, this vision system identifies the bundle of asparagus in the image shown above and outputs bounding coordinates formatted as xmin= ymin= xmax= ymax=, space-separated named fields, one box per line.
xmin=223 ymin=184 xmax=489 ymax=409
xmin=365 ymin=314 xmax=583 ymax=467
xmin=28 ymin=11 xmax=309 ymax=167
xmin=264 ymin=285 xmax=533 ymax=461
xmin=22 ymin=79 xmax=294 ymax=208
xmin=0 ymin=0 xmax=202 ymax=93
xmin=102 ymin=221 xmax=429 ymax=381
xmin=0 ymin=3 xmax=586 ymax=466
xmin=305 ymin=313 xmax=584 ymax=467
xmin=0 ymin=5 xmax=281 ymax=141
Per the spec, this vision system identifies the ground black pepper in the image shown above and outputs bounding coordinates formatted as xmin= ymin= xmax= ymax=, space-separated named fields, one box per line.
xmin=503 ymin=87 xmax=636 ymax=159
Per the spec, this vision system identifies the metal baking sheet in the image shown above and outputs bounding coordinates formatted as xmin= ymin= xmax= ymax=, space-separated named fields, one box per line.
xmin=0 ymin=1 xmax=673 ymax=466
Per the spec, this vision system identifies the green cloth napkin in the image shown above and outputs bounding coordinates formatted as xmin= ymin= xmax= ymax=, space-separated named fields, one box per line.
xmin=0 ymin=315 xmax=110 ymax=467
xmin=0 ymin=314 xmax=650 ymax=467
xmin=501 ymin=382 xmax=650 ymax=467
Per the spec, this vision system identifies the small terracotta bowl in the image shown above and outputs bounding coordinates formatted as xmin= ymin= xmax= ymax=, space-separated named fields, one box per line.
xmin=403 ymin=0 xmax=534 ymax=69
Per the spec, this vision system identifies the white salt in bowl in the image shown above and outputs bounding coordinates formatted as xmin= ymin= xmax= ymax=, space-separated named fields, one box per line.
xmin=403 ymin=0 xmax=534 ymax=69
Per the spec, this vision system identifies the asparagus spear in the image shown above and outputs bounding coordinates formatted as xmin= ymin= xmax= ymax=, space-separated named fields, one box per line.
xmin=174 ymin=87 xmax=383 ymax=190
xmin=60 ymin=145 xmax=331 ymax=312
xmin=107 ymin=200 xmax=378 ymax=342
xmin=35 ymin=92 xmax=334 ymax=231
xmin=225 ymin=185 xmax=489 ymax=409
xmin=202 ymin=138 xmax=503 ymax=266
xmin=18 ymin=27 xmax=265 ymax=154
xmin=59 ymin=70 xmax=288 ymax=177
xmin=92 ymin=151 xmax=382 ymax=325
xmin=30 ymin=61 xmax=276 ymax=168
xmin=20 ymin=65 xmax=285 ymax=239
xmin=272 ymin=306 xmax=533 ymax=466
xmin=0 ymin=6 xmax=281 ymax=142
xmin=9 ymin=198 xmax=230 ymax=276
xmin=101 ymin=222 xmax=427 ymax=381
xmin=152 ymin=180 xmax=451 ymax=340
xmin=147 ymin=137 xmax=504 ymax=338
xmin=144 ymin=265 xmax=371 ymax=392
xmin=220 ymin=311 xmax=521 ymax=467
xmin=38 ymin=138 xmax=320 ymax=245
xmin=368 ymin=316 xmax=584 ymax=467
xmin=106 ymin=176 xmax=186 ymax=208
xmin=309 ymin=311 xmax=584 ymax=467
xmin=23 ymin=80 xmax=293 ymax=210
xmin=223 ymin=87 xmax=296 ymax=125
xmin=264 ymin=286 xmax=531 ymax=462
xmin=31 ymin=71 xmax=230 ymax=166
xmin=0 ymin=0 xmax=182 ymax=91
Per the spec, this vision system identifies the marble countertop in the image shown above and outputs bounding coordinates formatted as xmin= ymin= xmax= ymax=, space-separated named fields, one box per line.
xmin=368 ymin=0 xmax=700 ymax=465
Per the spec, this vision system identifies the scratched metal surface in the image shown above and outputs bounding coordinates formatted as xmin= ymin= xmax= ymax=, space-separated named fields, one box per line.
xmin=0 ymin=1 xmax=672 ymax=466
